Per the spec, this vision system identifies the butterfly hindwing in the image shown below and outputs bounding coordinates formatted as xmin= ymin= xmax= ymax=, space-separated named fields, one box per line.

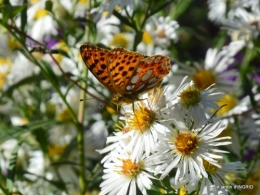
xmin=124 ymin=55 xmax=171 ymax=93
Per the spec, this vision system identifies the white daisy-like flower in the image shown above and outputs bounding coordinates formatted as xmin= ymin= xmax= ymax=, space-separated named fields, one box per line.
xmin=173 ymin=41 xmax=245 ymax=93
xmin=5 ymin=53 xmax=40 ymax=89
xmin=151 ymin=115 xmax=231 ymax=188
xmin=221 ymin=7 xmax=260 ymax=42
xmin=145 ymin=16 xmax=179 ymax=48
xmin=207 ymin=0 xmax=229 ymax=23
xmin=98 ymin=87 xmax=169 ymax=162
xmin=122 ymin=87 xmax=169 ymax=161
xmin=168 ymin=76 xmax=223 ymax=120
xmin=98 ymin=0 xmax=142 ymax=18
xmin=99 ymin=151 xmax=155 ymax=195
xmin=25 ymin=0 xmax=58 ymax=41
xmin=25 ymin=150 xmax=45 ymax=180
xmin=184 ymin=161 xmax=246 ymax=195
xmin=97 ymin=122 xmax=132 ymax=164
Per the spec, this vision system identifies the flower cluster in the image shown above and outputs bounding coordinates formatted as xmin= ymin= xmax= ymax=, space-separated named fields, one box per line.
xmin=98 ymin=77 xmax=247 ymax=194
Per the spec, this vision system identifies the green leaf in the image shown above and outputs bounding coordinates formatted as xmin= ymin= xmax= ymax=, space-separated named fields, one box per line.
xmin=57 ymin=49 xmax=71 ymax=58
xmin=45 ymin=0 xmax=53 ymax=12
xmin=6 ymin=142 xmax=21 ymax=193
xmin=20 ymin=0 xmax=27 ymax=36
xmin=39 ymin=60 xmax=60 ymax=86
xmin=0 ymin=120 xmax=58 ymax=142
xmin=0 ymin=4 xmax=26 ymax=25
xmin=113 ymin=10 xmax=136 ymax=30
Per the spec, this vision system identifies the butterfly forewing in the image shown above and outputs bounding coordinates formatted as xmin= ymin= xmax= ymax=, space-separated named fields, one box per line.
xmin=108 ymin=48 xmax=142 ymax=94
xmin=80 ymin=44 xmax=117 ymax=93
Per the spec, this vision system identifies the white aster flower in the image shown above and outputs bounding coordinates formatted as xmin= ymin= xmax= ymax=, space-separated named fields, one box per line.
xmin=98 ymin=87 xmax=169 ymax=162
xmin=145 ymin=16 xmax=179 ymax=48
xmin=98 ymin=0 xmax=142 ymax=18
xmin=99 ymin=151 xmax=155 ymax=195
xmin=207 ymin=0 xmax=229 ymax=23
xmin=151 ymin=115 xmax=231 ymax=188
xmin=168 ymin=76 xmax=223 ymax=120
xmin=185 ymin=161 xmax=246 ymax=195
xmin=26 ymin=0 xmax=58 ymax=41
xmin=174 ymin=41 xmax=245 ymax=93
xmin=221 ymin=7 xmax=260 ymax=42
xmin=122 ymin=87 xmax=169 ymax=161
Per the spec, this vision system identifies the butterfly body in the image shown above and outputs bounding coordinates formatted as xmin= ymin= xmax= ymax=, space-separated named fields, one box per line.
xmin=80 ymin=44 xmax=171 ymax=105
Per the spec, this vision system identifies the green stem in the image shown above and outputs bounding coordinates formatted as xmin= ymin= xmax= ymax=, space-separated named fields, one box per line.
xmin=76 ymin=1 xmax=92 ymax=194
xmin=77 ymin=66 xmax=88 ymax=195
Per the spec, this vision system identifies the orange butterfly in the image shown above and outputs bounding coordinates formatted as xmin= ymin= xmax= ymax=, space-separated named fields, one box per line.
xmin=80 ymin=44 xmax=171 ymax=105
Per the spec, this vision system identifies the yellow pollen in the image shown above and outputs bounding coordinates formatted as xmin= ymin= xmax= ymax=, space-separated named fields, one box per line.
xmin=142 ymin=31 xmax=153 ymax=44
xmin=128 ymin=106 xmax=156 ymax=133
xmin=193 ymin=69 xmax=216 ymax=90
xmin=109 ymin=33 xmax=129 ymax=48
xmin=202 ymin=159 xmax=221 ymax=174
xmin=216 ymin=94 xmax=237 ymax=116
xmin=34 ymin=9 xmax=49 ymax=20
xmin=174 ymin=132 xmax=198 ymax=155
xmin=179 ymin=86 xmax=201 ymax=108
xmin=120 ymin=159 xmax=143 ymax=177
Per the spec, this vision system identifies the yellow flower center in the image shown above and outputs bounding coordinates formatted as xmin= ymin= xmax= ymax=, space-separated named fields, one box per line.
xmin=0 ymin=57 xmax=12 ymax=89
xmin=51 ymin=41 xmax=69 ymax=63
xmin=120 ymin=159 xmax=144 ymax=177
xmin=179 ymin=86 xmax=201 ymax=108
xmin=0 ymin=72 xmax=7 ymax=90
xmin=7 ymin=36 xmax=21 ymax=50
xmin=179 ymin=185 xmax=187 ymax=195
xmin=34 ymin=8 xmax=49 ymax=20
xmin=203 ymin=159 xmax=221 ymax=174
xmin=127 ymin=105 xmax=156 ymax=133
xmin=48 ymin=144 xmax=66 ymax=162
xmin=174 ymin=132 xmax=198 ymax=155
xmin=216 ymin=94 xmax=237 ymax=116
xmin=241 ymin=169 xmax=260 ymax=195
xmin=193 ymin=69 xmax=216 ymax=90
xmin=79 ymin=0 xmax=88 ymax=4
xmin=57 ymin=109 xmax=73 ymax=121
xmin=109 ymin=33 xmax=129 ymax=48
xmin=29 ymin=0 xmax=40 ymax=4
xmin=157 ymin=28 xmax=166 ymax=38
xmin=142 ymin=31 xmax=153 ymax=44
